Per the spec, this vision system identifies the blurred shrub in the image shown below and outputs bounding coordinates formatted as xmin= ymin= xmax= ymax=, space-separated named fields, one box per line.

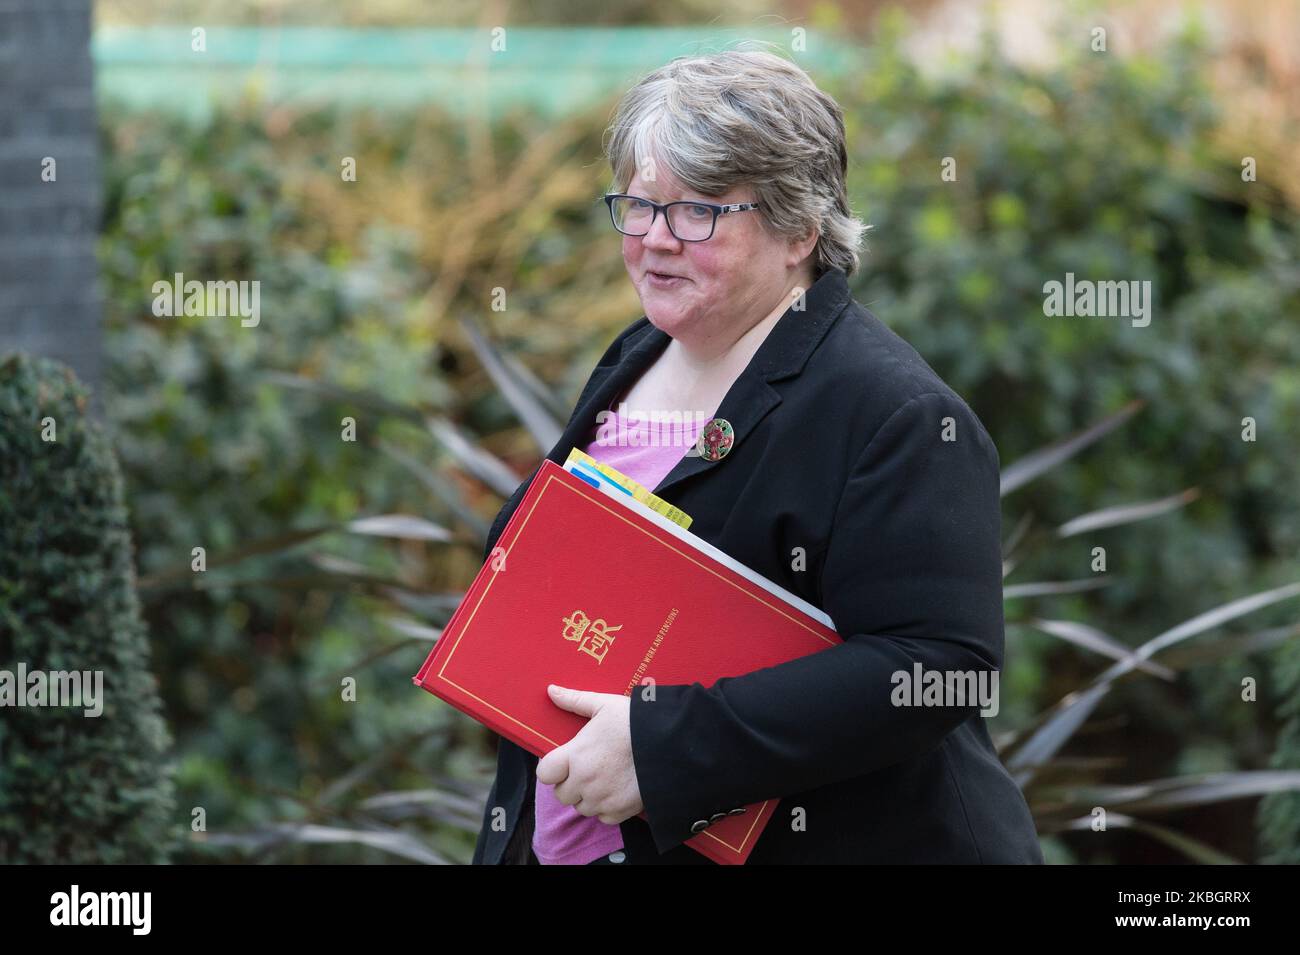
xmin=0 ymin=354 xmax=177 ymax=863
xmin=97 ymin=96 xmax=629 ymax=861
xmin=830 ymin=12 xmax=1300 ymax=862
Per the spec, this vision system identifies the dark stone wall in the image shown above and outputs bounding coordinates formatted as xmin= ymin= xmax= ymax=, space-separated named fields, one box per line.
xmin=0 ymin=0 xmax=103 ymax=407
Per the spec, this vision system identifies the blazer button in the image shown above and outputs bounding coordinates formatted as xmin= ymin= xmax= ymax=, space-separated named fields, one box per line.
xmin=708 ymin=812 xmax=728 ymax=823
xmin=690 ymin=819 xmax=711 ymax=834
xmin=727 ymin=807 xmax=746 ymax=815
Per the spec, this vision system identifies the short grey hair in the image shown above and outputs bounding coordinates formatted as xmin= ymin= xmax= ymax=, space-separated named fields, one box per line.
xmin=603 ymin=46 xmax=869 ymax=278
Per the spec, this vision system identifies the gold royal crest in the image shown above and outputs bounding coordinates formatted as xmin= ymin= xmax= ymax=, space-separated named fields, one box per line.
xmin=561 ymin=610 xmax=621 ymax=664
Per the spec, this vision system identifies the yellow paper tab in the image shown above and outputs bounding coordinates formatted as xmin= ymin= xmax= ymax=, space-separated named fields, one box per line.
xmin=565 ymin=447 xmax=693 ymax=530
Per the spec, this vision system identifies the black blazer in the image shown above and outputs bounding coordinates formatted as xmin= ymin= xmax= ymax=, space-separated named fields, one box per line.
xmin=470 ymin=267 xmax=1043 ymax=864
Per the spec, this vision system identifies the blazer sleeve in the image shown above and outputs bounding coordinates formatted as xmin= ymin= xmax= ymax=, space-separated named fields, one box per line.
xmin=627 ymin=391 xmax=1006 ymax=855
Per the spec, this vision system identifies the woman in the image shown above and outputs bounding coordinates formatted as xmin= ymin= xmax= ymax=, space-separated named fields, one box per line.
xmin=472 ymin=49 xmax=1043 ymax=864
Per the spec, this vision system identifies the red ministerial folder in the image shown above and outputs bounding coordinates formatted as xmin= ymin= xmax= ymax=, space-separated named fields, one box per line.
xmin=413 ymin=459 xmax=842 ymax=864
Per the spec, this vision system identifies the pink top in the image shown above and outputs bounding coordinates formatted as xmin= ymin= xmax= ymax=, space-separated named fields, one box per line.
xmin=532 ymin=394 xmax=714 ymax=864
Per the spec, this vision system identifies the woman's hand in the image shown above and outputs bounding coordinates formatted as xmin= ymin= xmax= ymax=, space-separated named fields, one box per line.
xmin=537 ymin=684 xmax=644 ymax=825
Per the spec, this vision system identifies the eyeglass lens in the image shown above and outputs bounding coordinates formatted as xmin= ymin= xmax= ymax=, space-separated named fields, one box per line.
xmin=610 ymin=197 xmax=716 ymax=241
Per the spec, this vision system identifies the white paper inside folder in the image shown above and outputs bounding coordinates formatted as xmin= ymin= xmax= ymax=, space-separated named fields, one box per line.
xmin=561 ymin=457 xmax=837 ymax=631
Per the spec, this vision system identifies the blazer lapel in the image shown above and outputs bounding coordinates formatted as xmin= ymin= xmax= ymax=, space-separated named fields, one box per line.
xmin=650 ymin=371 xmax=780 ymax=496
xmin=652 ymin=268 xmax=853 ymax=498
xmin=539 ymin=319 xmax=670 ymax=469
xmin=544 ymin=267 xmax=854 ymax=501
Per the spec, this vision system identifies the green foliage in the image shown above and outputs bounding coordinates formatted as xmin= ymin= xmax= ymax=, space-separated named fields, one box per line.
xmin=828 ymin=14 xmax=1300 ymax=862
xmin=97 ymin=105 xmax=545 ymax=861
xmin=0 ymin=354 xmax=177 ymax=863
xmin=1260 ymin=640 xmax=1300 ymax=862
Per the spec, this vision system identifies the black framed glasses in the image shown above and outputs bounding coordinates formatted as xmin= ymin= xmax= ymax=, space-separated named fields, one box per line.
xmin=603 ymin=193 xmax=762 ymax=242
